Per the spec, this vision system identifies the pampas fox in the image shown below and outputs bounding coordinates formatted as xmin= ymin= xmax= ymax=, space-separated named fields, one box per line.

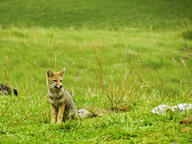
xmin=0 ymin=83 xmax=18 ymax=96
xmin=46 ymin=68 xmax=78 ymax=124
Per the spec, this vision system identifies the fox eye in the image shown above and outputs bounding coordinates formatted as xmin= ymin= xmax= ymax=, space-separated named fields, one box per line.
xmin=60 ymin=80 xmax=63 ymax=82
xmin=53 ymin=80 xmax=57 ymax=82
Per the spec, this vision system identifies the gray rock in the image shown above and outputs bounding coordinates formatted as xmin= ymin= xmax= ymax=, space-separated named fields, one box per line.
xmin=78 ymin=108 xmax=97 ymax=119
xmin=152 ymin=103 xmax=192 ymax=115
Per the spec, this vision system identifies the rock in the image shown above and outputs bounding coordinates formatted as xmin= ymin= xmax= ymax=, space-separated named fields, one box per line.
xmin=171 ymin=104 xmax=192 ymax=112
xmin=152 ymin=105 xmax=171 ymax=115
xmin=78 ymin=108 xmax=97 ymax=119
xmin=152 ymin=104 xmax=192 ymax=115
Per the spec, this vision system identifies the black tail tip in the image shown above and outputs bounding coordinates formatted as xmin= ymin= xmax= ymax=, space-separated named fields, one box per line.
xmin=92 ymin=114 xmax=98 ymax=118
xmin=13 ymin=88 xmax=18 ymax=96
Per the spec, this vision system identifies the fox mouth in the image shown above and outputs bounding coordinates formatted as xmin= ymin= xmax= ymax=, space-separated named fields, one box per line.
xmin=54 ymin=85 xmax=62 ymax=89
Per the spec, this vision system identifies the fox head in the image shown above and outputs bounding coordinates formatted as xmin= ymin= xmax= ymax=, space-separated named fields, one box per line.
xmin=46 ymin=68 xmax=66 ymax=90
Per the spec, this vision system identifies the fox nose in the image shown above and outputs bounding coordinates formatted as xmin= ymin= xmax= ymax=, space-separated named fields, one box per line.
xmin=54 ymin=85 xmax=62 ymax=89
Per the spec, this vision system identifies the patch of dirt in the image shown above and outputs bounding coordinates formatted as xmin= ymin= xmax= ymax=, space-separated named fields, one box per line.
xmin=181 ymin=127 xmax=191 ymax=133
xmin=84 ymin=107 xmax=110 ymax=116
xmin=180 ymin=115 xmax=192 ymax=125
xmin=110 ymin=106 xmax=130 ymax=112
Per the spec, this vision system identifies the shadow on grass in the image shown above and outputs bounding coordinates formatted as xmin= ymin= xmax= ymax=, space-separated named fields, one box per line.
xmin=182 ymin=29 xmax=192 ymax=41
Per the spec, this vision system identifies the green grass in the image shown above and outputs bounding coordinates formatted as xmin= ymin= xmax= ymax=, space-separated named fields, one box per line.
xmin=0 ymin=0 xmax=192 ymax=30
xmin=0 ymin=0 xmax=192 ymax=143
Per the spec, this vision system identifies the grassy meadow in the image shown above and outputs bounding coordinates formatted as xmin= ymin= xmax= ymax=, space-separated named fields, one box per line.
xmin=0 ymin=0 xmax=192 ymax=143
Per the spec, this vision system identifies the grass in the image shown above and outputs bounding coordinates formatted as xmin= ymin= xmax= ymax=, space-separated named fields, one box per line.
xmin=0 ymin=0 xmax=192 ymax=30
xmin=0 ymin=0 xmax=192 ymax=143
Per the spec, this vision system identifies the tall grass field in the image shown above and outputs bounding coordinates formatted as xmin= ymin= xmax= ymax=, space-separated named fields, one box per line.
xmin=0 ymin=0 xmax=192 ymax=143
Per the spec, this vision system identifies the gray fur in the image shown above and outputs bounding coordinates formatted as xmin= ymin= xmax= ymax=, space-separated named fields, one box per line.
xmin=48 ymin=87 xmax=78 ymax=121
xmin=63 ymin=90 xmax=78 ymax=120
xmin=0 ymin=83 xmax=18 ymax=96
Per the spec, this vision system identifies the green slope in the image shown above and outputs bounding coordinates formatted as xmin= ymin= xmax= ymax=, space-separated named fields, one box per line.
xmin=0 ymin=0 xmax=192 ymax=30
xmin=0 ymin=0 xmax=192 ymax=143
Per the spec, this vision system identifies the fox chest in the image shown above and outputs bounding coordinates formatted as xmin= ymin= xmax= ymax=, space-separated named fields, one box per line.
xmin=48 ymin=93 xmax=66 ymax=107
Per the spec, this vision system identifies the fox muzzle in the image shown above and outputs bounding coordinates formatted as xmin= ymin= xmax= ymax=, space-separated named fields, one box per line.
xmin=54 ymin=85 xmax=63 ymax=89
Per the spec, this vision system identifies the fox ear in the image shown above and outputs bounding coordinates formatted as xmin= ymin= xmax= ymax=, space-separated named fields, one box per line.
xmin=47 ymin=69 xmax=53 ymax=78
xmin=60 ymin=68 xmax=66 ymax=77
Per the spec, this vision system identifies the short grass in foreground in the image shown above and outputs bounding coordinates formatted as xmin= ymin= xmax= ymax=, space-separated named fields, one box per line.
xmin=0 ymin=27 xmax=192 ymax=143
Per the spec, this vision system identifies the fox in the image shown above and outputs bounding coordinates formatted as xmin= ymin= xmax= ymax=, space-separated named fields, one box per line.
xmin=0 ymin=83 xmax=18 ymax=96
xmin=46 ymin=68 xmax=78 ymax=124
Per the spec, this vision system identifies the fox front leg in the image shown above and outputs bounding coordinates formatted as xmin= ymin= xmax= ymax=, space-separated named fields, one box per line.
xmin=57 ymin=104 xmax=66 ymax=124
xmin=51 ymin=105 xmax=57 ymax=124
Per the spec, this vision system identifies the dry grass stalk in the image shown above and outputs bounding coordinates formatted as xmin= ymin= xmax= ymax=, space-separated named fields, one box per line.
xmin=90 ymin=43 xmax=104 ymax=89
